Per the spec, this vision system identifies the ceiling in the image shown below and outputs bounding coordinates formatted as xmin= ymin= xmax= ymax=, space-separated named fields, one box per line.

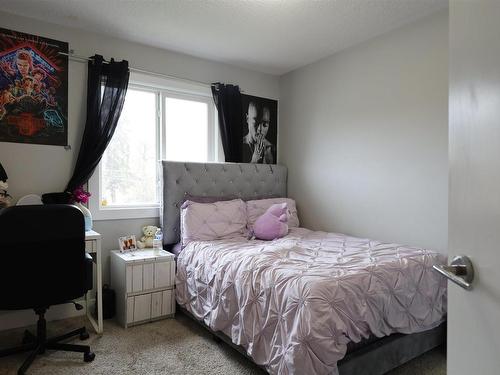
xmin=0 ymin=0 xmax=447 ymax=75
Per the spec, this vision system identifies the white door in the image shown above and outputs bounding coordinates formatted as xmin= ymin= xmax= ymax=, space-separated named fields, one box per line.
xmin=448 ymin=1 xmax=500 ymax=374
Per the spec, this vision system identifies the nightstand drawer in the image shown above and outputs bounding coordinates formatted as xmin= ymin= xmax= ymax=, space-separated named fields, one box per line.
xmin=125 ymin=261 xmax=174 ymax=294
xmin=162 ymin=289 xmax=175 ymax=316
xmin=151 ymin=292 xmax=162 ymax=318
xmin=143 ymin=263 xmax=154 ymax=290
xmin=133 ymin=294 xmax=151 ymax=322
xmin=154 ymin=261 xmax=175 ymax=289
xmin=126 ymin=297 xmax=134 ymax=324
xmin=132 ymin=265 xmax=143 ymax=292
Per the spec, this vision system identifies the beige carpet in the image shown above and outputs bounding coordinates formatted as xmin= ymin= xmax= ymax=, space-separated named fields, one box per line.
xmin=0 ymin=313 xmax=446 ymax=375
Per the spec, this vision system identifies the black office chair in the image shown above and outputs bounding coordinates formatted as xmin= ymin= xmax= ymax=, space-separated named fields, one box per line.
xmin=0 ymin=205 xmax=95 ymax=374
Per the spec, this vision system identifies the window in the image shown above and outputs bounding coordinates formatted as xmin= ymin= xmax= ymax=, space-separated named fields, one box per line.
xmin=101 ymin=88 xmax=158 ymax=208
xmin=89 ymin=73 xmax=219 ymax=220
xmin=164 ymin=96 xmax=209 ymax=162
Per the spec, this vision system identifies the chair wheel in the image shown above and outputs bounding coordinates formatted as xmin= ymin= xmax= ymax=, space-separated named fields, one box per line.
xmin=79 ymin=331 xmax=90 ymax=340
xmin=84 ymin=351 xmax=95 ymax=362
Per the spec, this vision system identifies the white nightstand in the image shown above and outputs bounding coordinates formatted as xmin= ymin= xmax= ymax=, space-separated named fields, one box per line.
xmin=111 ymin=249 xmax=175 ymax=328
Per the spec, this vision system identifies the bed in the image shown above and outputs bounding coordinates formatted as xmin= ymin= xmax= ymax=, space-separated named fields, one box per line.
xmin=161 ymin=161 xmax=447 ymax=375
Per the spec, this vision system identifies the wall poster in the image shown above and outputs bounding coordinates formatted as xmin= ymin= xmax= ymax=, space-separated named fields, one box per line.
xmin=0 ymin=27 xmax=68 ymax=146
xmin=241 ymin=94 xmax=277 ymax=164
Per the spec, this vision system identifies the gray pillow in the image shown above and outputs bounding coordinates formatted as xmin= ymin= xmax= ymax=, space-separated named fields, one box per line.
xmin=183 ymin=193 xmax=281 ymax=204
xmin=183 ymin=193 xmax=238 ymax=204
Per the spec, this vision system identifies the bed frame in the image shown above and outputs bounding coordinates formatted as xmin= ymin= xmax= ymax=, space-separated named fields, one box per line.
xmin=161 ymin=161 xmax=445 ymax=375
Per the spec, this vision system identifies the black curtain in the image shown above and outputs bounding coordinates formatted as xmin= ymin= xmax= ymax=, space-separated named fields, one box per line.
xmin=211 ymin=83 xmax=242 ymax=162
xmin=0 ymin=162 xmax=6 ymax=182
xmin=66 ymin=55 xmax=130 ymax=192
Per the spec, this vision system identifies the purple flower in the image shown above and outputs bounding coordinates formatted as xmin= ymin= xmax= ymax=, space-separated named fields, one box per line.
xmin=72 ymin=186 xmax=91 ymax=204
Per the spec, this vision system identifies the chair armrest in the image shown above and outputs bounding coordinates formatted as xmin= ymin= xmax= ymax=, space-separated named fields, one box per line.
xmin=85 ymin=253 xmax=93 ymax=292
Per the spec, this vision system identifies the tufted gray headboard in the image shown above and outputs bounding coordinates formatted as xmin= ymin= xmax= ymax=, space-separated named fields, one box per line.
xmin=161 ymin=161 xmax=288 ymax=245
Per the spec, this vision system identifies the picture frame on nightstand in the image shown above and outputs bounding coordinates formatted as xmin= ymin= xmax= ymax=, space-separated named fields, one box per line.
xmin=118 ymin=235 xmax=137 ymax=252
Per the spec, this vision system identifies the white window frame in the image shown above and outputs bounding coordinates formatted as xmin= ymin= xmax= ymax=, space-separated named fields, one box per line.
xmin=89 ymin=72 xmax=220 ymax=221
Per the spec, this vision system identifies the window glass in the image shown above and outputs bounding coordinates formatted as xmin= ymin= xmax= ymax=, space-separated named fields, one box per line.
xmin=100 ymin=88 xmax=157 ymax=207
xmin=164 ymin=97 xmax=208 ymax=162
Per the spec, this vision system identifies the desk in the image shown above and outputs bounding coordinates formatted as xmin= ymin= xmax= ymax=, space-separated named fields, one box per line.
xmin=85 ymin=230 xmax=103 ymax=334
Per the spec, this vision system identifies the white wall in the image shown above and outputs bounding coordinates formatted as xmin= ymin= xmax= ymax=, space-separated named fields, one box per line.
xmin=0 ymin=10 xmax=279 ymax=276
xmin=0 ymin=11 xmax=279 ymax=329
xmin=279 ymin=10 xmax=448 ymax=252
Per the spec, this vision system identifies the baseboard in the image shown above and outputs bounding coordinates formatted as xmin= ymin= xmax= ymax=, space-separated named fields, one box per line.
xmin=0 ymin=298 xmax=89 ymax=331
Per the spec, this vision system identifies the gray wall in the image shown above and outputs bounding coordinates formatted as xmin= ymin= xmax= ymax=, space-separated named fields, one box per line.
xmin=0 ymin=9 xmax=447 ymax=329
xmin=0 ymin=11 xmax=279 ymax=286
xmin=0 ymin=12 xmax=279 ymax=329
xmin=279 ymin=10 xmax=448 ymax=252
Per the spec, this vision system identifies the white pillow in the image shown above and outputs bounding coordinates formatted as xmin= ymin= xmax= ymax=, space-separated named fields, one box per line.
xmin=180 ymin=199 xmax=247 ymax=247
xmin=246 ymin=198 xmax=300 ymax=229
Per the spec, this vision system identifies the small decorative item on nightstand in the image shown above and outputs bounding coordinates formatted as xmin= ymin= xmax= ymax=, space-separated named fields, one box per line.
xmin=153 ymin=228 xmax=163 ymax=250
xmin=118 ymin=235 xmax=137 ymax=252
xmin=137 ymin=225 xmax=158 ymax=249
xmin=110 ymin=249 xmax=175 ymax=328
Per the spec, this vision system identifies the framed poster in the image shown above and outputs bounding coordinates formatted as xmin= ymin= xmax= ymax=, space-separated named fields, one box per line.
xmin=241 ymin=94 xmax=277 ymax=164
xmin=0 ymin=27 xmax=68 ymax=146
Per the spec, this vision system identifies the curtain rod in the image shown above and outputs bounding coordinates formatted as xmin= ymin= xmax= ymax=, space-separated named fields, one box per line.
xmin=58 ymin=51 xmax=221 ymax=89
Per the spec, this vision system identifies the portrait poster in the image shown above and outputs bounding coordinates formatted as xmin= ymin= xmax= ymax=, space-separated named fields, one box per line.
xmin=241 ymin=94 xmax=277 ymax=164
xmin=0 ymin=27 xmax=68 ymax=146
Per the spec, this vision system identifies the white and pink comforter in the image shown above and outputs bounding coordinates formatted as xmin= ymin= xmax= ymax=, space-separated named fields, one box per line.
xmin=176 ymin=228 xmax=447 ymax=375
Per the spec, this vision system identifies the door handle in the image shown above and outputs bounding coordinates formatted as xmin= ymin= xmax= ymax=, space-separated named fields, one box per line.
xmin=433 ymin=255 xmax=474 ymax=290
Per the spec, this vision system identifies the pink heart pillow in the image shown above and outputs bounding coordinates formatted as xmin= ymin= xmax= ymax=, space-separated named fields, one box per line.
xmin=253 ymin=203 xmax=289 ymax=240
